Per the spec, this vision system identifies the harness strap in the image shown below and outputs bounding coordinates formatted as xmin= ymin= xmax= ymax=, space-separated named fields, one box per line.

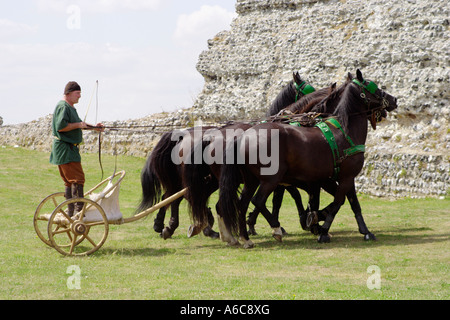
xmin=315 ymin=119 xmax=365 ymax=180
xmin=295 ymin=81 xmax=316 ymax=102
xmin=315 ymin=122 xmax=340 ymax=179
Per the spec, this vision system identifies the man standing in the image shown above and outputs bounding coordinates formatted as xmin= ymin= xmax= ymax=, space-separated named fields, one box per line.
xmin=50 ymin=81 xmax=103 ymax=216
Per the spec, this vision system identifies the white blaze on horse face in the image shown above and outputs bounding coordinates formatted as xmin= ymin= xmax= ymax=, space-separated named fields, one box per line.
xmin=238 ymin=128 xmax=280 ymax=175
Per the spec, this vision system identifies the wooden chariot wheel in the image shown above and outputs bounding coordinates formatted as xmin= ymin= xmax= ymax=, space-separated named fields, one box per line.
xmin=33 ymin=170 xmax=125 ymax=251
xmin=47 ymin=198 xmax=109 ymax=256
xmin=33 ymin=192 xmax=66 ymax=247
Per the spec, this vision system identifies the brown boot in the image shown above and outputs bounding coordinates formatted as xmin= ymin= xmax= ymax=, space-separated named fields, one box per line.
xmin=65 ymin=186 xmax=74 ymax=217
xmin=71 ymin=183 xmax=85 ymax=213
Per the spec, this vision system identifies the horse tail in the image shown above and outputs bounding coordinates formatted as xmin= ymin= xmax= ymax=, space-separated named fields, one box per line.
xmin=137 ymin=131 xmax=179 ymax=213
xmin=183 ymin=139 xmax=217 ymax=227
xmin=217 ymin=139 xmax=242 ymax=235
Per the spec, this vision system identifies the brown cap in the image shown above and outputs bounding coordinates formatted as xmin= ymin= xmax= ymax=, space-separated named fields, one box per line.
xmin=64 ymin=81 xmax=81 ymax=95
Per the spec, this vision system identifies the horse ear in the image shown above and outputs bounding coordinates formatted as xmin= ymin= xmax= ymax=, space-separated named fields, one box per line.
xmin=356 ymin=69 xmax=364 ymax=82
xmin=331 ymin=82 xmax=336 ymax=90
xmin=293 ymin=72 xmax=301 ymax=84
xmin=347 ymin=72 xmax=353 ymax=80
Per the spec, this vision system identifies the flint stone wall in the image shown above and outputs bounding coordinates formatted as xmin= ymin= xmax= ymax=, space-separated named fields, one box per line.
xmin=1 ymin=0 xmax=449 ymax=198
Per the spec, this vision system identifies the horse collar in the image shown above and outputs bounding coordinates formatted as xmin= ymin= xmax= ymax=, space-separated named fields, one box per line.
xmin=315 ymin=119 xmax=365 ymax=180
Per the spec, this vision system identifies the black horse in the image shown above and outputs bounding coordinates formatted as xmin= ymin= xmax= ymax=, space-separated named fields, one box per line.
xmin=137 ymin=72 xmax=314 ymax=239
xmin=137 ymin=126 xmax=220 ymax=239
xmin=183 ymin=83 xmax=339 ymax=243
xmin=217 ymin=70 xmax=397 ymax=247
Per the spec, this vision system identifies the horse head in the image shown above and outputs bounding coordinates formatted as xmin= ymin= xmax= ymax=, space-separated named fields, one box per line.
xmin=292 ymin=71 xmax=315 ymax=101
xmin=267 ymin=72 xmax=315 ymax=116
xmin=347 ymin=69 xmax=398 ymax=129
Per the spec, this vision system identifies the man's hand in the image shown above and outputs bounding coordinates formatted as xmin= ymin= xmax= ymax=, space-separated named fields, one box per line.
xmin=93 ymin=123 xmax=105 ymax=132
xmin=84 ymin=122 xmax=105 ymax=132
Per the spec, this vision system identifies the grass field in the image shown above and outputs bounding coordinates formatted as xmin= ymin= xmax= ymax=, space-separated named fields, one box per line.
xmin=0 ymin=146 xmax=448 ymax=300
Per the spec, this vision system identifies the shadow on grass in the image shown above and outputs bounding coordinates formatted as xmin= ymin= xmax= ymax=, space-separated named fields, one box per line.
xmin=93 ymin=247 xmax=177 ymax=257
xmin=68 ymin=226 xmax=448 ymax=256
xmin=250 ymin=226 xmax=449 ymax=250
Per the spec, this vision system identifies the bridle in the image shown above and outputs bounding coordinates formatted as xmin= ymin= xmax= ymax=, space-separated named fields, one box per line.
xmin=294 ymin=81 xmax=316 ymax=102
xmin=352 ymin=78 xmax=391 ymax=123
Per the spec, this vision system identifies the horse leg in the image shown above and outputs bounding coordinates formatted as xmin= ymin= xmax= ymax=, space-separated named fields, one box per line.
xmin=317 ymin=179 xmax=352 ymax=243
xmin=215 ymin=203 xmax=240 ymax=246
xmin=238 ymin=183 xmax=259 ymax=248
xmin=305 ymin=185 xmax=322 ymax=235
xmin=153 ymin=207 xmax=166 ymax=234
xmin=248 ymin=185 xmax=285 ymax=236
xmin=285 ymin=186 xmax=306 ymax=231
xmin=347 ymin=185 xmax=376 ymax=241
xmin=246 ymin=207 xmax=259 ymax=236
xmin=161 ymin=197 xmax=182 ymax=240
xmin=321 ymin=180 xmax=376 ymax=241
xmin=202 ymin=208 xmax=220 ymax=239
xmin=251 ymin=182 xmax=282 ymax=242
xmin=153 ymin=192 xmax=169 ymax=234
xmin=272 ymin=186 xmax=288 ymax=235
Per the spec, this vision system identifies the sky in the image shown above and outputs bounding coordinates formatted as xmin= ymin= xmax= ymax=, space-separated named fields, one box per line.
xmin=0 ymin=0 xmax=237 ymax=125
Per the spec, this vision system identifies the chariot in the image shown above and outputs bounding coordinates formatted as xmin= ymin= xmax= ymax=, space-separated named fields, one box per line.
xmin=33 ymin=170 xmax=186 ymax=256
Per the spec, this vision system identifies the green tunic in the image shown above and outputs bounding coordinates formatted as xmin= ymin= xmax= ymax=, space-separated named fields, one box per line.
xmin=49 ymin=100 xmax=83 ymax=165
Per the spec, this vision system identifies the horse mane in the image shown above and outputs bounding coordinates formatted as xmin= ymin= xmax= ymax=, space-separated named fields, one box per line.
xmin=266 ymin=80 xmax=297 ymax=116
xmin=331 ymin=79 xmax=364 ymax=133
xmin=286 ymin=85 xmax=335 ymax=114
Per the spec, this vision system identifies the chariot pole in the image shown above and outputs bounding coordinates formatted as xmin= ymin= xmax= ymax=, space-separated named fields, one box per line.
xmin=122 ymin=188 xmax=187 ymax=224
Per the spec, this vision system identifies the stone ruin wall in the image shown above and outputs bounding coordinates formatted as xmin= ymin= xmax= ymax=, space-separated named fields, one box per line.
xmin=1 ymin=0 xmax=449 ymax=198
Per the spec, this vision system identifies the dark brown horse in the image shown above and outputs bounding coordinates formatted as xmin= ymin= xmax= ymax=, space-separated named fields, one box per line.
xmin=183 ymin=83 xmax=339 ymax=243
xmin=137 ymin=72 xmax=315 ymax=239
xmin=217 ymin=70 xmax=397 ymax=247
xmin=137 ymin=126 xmax=220 ymax=239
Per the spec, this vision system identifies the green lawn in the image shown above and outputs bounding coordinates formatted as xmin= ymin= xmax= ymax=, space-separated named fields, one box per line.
xmin=0 ymin=146 xmax=448 ymax=300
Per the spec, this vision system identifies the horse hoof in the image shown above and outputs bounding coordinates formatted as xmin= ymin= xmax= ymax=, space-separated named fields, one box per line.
xmin=227 ymin=238 xmax=240 ymax=247
xmin=161 ymin=227 xmax=173 ymax=240
xmin=318 ymin=234 xmax=331 ymax=243
xmin=247 ymin=225 xmax=258 ymax=236
xmin=243 ymin=240 xmax=255 ymax=249
xmin=187 ymin=225 xmax=202 ymax=238
xmin=203 ymin=227 xmax=220 ymax=239
xmin=281 ymin=227 xmax=288 ymax=235
xmin=310 ymin=224 xmax=320 ymax=235
xmin=299 ymin=216 xmax=309 ymax=231
xmin=273 ymin=234 xmax=282 ymax=242
xmin=306 ymin=211 xmax=318 ymax=228
xmin=153 ymin=223 xmax=164 ymax=233
xmin=364 ymin=233 xmax=377 ymax=241
xmin=272 ymin=227 xmax=283 ymax=242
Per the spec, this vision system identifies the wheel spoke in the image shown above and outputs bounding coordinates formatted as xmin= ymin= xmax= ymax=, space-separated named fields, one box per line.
xmin=85 ymin=221 xmax=107 ymax=227
xmin=84 ymin=234 xmax=97 ymax=247
xmin=69 ymin=234 xmax=78 ymax=255
xmin=51 ymin=225 xmax=69 ymax=235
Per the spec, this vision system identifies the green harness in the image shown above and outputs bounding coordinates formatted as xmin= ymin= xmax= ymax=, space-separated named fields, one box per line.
xmin=294 ymin=81 xmax=316 ymax=102
xmin=289 ymin=118 xmax=365 ymax=180
xmin=315 ymin=118 xmax=365 ymax=180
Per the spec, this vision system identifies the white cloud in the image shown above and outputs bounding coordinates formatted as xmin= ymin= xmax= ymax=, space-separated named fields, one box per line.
xmin=173 ymin=5 xmax=236 ymax=50
xmin=35 ymin=0 xmax=163 ymax=14
xmin=0 ymin=19 xmax=38 ymax=38
xmin=0 ymin=41 xmax=203 ymax=124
